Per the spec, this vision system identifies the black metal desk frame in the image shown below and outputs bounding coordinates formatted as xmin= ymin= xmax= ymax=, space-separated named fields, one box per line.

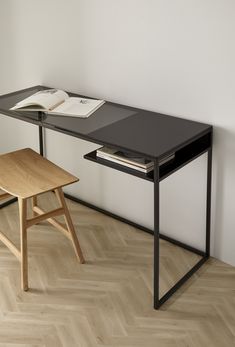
xmin=0 ymin=86 xmax=212 ymax=309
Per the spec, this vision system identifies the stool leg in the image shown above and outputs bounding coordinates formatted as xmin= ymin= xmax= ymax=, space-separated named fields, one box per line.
xmin=18 ymin=198 xmax=28 ymax=291
xmin=31 ymin=196 xmax=37 ymax=217
xmin=55 ymin=188 xmax=85 ymax=264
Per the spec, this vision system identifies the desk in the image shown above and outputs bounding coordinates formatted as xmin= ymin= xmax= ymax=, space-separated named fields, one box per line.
xmin=0 ymin=86 xmax=212 ymax=309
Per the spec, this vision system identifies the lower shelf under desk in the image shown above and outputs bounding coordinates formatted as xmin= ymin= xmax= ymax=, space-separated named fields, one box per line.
xmin=84 ymin=132 xmax=211 ymax=182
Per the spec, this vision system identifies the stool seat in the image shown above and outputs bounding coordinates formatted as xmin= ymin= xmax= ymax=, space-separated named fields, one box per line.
xmin=0 ymin=148 xmax=78 ymax=199
xmin=0 ymin=148 xmax=84 ymax=291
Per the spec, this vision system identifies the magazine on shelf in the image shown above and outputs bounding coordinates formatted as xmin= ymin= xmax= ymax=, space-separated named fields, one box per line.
xmin=10 ymin=89 xmax=105 ymax=118
xmin=96 ymin=147 xmax=175 ymax=172
xmin=97 ymin=153 xmax=154 ymax=173
xmin=97 ymin=147 xmax=154 ymax=169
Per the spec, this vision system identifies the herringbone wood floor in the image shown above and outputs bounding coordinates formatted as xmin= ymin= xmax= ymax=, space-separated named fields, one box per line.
xmin=0 ymin=193 xmax=235 ymax=347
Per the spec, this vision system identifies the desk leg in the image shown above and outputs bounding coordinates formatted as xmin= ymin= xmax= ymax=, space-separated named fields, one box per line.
xmin=153 ymin=160 xmax=160 ymax=309
xmin=39 ymin=126 xmax=44 ymax=156
xmin=0 ymin=197 xmax=17 ymax=209
xmin=206 ymin=147 xmax=212 ymax=256
xmin=153 ymin=146 xmax=212 ymax=309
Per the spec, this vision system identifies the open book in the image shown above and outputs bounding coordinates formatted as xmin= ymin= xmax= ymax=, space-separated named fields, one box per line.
xmin=10 ymin=89 xmax=105 ymax=118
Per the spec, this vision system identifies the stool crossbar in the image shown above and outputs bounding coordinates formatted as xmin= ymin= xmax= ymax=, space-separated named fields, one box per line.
xmin=0 ymin=148 xmax=84 ymax=291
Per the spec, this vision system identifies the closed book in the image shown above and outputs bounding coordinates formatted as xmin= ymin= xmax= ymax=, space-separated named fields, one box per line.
xmin=97 ymin=153 xmax=154 ymax=173
xmin=97 ymin=147 xmax=153 ymax=169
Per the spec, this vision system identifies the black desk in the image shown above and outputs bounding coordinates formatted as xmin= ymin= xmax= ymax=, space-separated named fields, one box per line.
xmin=0 ymin=86 xmax=213 ymax=309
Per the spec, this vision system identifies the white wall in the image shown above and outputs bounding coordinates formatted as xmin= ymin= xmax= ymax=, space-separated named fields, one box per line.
xmin=0 ymin=0 xmax=235 ymax=265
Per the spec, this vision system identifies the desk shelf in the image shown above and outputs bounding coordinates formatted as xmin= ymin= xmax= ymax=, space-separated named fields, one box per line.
xmin=84 ymin=132 xmax=211 ymax=182
xmin=159 ymin=132 xmax=211 ymax=181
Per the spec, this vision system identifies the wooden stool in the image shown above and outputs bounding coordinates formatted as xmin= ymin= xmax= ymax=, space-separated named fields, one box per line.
xmin=0 ymin=148 xmax=84 ymax=291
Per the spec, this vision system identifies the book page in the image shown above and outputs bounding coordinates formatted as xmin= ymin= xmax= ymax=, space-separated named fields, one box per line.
xmin=50 ymin=97 xmax=105 ymax=117
xmin=11 ymin=89 xmax=69 ymax=111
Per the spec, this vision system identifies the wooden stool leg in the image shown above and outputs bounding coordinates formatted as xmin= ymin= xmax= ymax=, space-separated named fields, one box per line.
xmin=31 ymin=196 xmax=37 ymax=217
xmin=18 ymin=198 xmax=28 ymax=291
xmin=55 ymin=188 xmax=85 ymax=264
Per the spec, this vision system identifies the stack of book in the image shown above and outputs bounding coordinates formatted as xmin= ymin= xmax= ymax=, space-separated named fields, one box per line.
xmin=96 ymin=147 xmax=175 ymax=173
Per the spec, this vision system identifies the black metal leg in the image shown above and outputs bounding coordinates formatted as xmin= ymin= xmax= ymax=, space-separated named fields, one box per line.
xmin=155 ymin=147 xmax=212 ymax=309
xmin=206 ymin=147 xmax=212 ymax=256
xmin=39 ymin=125 xmax=44 ymax=156
xmin=0 ymin=197 xmax=17 ymax=209
xmin=153 ymin=159 xmax=160 ymax=309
